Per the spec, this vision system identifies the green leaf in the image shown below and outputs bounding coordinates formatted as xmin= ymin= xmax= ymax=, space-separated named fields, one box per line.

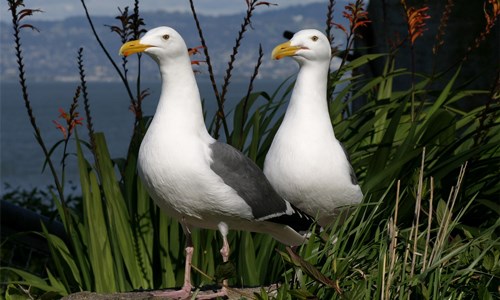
xmin=5 ymin=283 xmax=33 ymax=300
xmin=284 ymin=247 xmax=340 ymax=292
xmin=418 ymin=109 xmax=455 ymax=145
xmin=75 ymin=132 xmax=117 ymax=292
xmin=237 ymin=232 xmax=258 ymax=286
xmin=92 ymin=132 xmax=150 ymax=289
xmin=232 ymin=91 xmax=267 ymax=150
xmin=1 ymin=268 xmax=63 ymax=294
xmin=365 ymin=96 xmax=408 ymax=186
xmin=425 ymin=66 xmax=461 ymax=121
xmin=477 ymin=199 xmax=500 ymax=215
xmin=248 ymin=109 xmax=261 ymax=162
xmin=343 ymin=53 xmax=386 ymax=71
xmin=435 ymin=200 xmax=449 ymax=226
xmin=39 ymin=224 xmax=80 ymax=291
xmin=46 ymin=268 xmax=68 ymax=296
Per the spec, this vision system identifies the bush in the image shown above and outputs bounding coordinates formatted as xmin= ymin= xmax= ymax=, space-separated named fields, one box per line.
xmin=2 ymin=0 xmax=499 ymax=299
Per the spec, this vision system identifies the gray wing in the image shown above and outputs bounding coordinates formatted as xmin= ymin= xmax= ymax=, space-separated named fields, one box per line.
xmin=209 ymin=141 xmax=313 ymax=231
xmin=340 ymin=142 xmax=359 ymax=185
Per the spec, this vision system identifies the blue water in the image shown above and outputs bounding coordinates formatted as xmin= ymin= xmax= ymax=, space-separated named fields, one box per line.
xmin=0 ymin=79 xmax=287 ymax=193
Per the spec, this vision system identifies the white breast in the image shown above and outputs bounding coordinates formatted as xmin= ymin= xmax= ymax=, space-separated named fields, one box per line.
xmin=138 ymin=124 xmax=254 ymax=227
xmin=264 ymin=81 xmax=362 ymax=223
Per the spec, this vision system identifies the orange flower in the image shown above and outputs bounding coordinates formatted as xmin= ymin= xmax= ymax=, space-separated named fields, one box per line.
xmin=406 ymin=6 xmax=431 ymax=45
xmin=332 ymin=0 xmax=371 ymax=37
xmin=345 ymin=2 xmax=371 ymax=32
xmin=53 ymin=120 xmax=68 ymax=139
xmin=69 ymin=114 xmax=84 ymax=131
xmin=188 ymin=45 xmax=204 ymax=56
xmin=484 ymin=0 xmax=500 ymax=28
xmin=54 ymin=107 xmax=83 ymax=139
xmin=190 ymin=60 xmax=206 ymax=65
xmin=58 ymin=107 xmax=70 ymax=121
xmin=188 ymin=45 xmax=206 ymax=66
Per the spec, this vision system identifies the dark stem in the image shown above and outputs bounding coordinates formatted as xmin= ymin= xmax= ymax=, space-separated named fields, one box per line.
xmin=410 ymin=44 xmax=416 ymax=122
xmin=238 ymin=45 xmax=264 ymax=149
xmin=78 ymin=48 xmax=96 ymax=152
xmin=331 ymin=31 xmax=355 ymax=102
xmin=8 ymin=0 xmax=67 ymax=210
xmin=132 ymin=0 xmax=143 ymax=123
xmin=430 ymin=0 xmax=454 ymax=77
xmin=325 ymin=0 xmax=336 ymax=101
xmin=443 ymin=10 xmax=499 ymax=76
xmin=189 ymin=0 xmax=229 ymax=140
xmin=473 ymin=71 xmax=500 ymax=147
xmin=219 ymin=0 xmax=259 ymax=143
xmin=61 ymin=85 xmax=82 ymax=184
xmin=325 ymin=0 xmax=336 ymax=45
xmin=79 ymin=0 xmax=136 ymax=108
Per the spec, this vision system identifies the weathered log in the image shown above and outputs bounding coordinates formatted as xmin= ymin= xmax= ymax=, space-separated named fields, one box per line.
xmin=62 ymin=285 xmax=278 ymax=300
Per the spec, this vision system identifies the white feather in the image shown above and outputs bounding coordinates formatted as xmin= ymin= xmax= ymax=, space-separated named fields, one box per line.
xmin=264 ymin=29 xmax=363 ymax=226
xmin=135 ymin=26 xmax=308 ymax=245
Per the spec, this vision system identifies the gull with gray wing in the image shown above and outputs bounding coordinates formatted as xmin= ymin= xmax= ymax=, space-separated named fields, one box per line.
xmin=119 ymin=26 xmax=313 ymax=299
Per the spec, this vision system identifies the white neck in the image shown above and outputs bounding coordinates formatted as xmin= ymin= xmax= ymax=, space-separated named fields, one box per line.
xmin=284 ymin=61 xmax=332 ymax=129
xmin=149 ymin=55 xmax=211 ymax=140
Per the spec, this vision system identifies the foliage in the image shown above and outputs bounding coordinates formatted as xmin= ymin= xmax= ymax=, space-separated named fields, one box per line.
xmin=2 ymin=0 xmax=499 ymax=299
xmin=274 ymin=165 xmax=500 ymax=299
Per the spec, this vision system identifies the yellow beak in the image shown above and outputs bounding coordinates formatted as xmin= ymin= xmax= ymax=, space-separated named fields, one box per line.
xmin=119 ymin=39 xmax=154 ymax=56
xmin=271 ymin=41 xmax=302 ymax=60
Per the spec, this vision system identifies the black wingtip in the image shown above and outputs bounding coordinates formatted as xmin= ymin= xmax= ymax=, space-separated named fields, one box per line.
xmin=267 ymin=203 xmax=316 ymax=233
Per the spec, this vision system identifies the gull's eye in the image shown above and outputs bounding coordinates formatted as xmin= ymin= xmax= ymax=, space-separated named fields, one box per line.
xmin=311 ymin=35 xmax=319 ymax=42
xmin=162 ymin=34 xmax=170 ymax=40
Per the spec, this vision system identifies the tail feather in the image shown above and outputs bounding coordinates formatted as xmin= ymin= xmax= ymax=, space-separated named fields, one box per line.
xmin=265 ymin=203 xmax=316 ymax=233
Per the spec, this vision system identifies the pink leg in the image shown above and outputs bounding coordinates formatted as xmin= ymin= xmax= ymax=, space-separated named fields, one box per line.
xmin=151 ymin=224 xmax=194 ymax=299
xmin=196 ymin=224 xmax=230 ymax=299
xmin=219 ymin=232 xmax=230 ymax=293
xmin=220 ymin=233 xmax=230 ymax=263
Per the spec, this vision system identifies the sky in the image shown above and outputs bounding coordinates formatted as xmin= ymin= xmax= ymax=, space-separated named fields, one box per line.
xmin=1 ymin=0 xmax=329 ymax=21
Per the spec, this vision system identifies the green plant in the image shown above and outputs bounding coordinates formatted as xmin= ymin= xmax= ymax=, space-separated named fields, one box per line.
xmin=2 ymin=0 xmax=295 ymax=298
xmin=2 ymin=0 xmax=499 ymax=299
xmin=274 ymin=161 xmax=499 ymax=299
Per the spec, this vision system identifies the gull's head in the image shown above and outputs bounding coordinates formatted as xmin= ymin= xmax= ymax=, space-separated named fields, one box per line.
xmin=119 ymin=26 xmax=188 ymax=63
xmin=271 ymin=29 xmax=331 ymax=64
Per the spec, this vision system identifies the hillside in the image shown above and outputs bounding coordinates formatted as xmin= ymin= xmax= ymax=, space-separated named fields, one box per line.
xmin=0 ymin=3 xmax=348 ymax=82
